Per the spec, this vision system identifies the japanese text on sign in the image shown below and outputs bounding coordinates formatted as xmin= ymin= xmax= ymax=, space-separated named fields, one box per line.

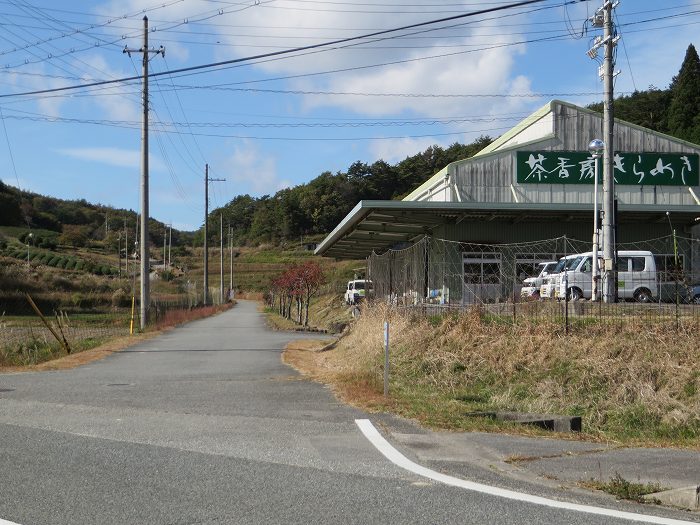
xmin=516 ymin=151 xmax=699 ymax=186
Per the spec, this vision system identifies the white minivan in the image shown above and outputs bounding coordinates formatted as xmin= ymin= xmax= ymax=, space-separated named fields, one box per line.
xmin=558 ymin=250 xmax=657 ymax=302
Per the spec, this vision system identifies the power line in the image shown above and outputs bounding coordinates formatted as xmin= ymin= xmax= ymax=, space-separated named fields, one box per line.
xmin=0 ymin=0 xmax=557 ymax=99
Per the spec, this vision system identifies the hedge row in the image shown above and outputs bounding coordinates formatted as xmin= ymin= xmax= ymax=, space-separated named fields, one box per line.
xmin=1 ymin=247 xmax=118 ymax=276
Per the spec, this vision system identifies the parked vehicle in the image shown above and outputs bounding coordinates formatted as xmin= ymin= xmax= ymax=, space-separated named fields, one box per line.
xmin=558 ymin=250 xmax=657 ymax=302
xmin=345 ymin=279 xmax=372 ymax=305
xmin=520 ymin=261 xmax=558 ymax=299
xmin=690 ymin=284 xmax=700 ymax=304
xmin=540 ymin=255 xmax=578 ymax=299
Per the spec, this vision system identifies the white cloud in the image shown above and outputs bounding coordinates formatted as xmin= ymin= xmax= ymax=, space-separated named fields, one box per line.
xmin=76 ymin=53 xmax=141 ymax=122
xmin=222 ymin=140 xmax=289 ymax=195
xmin=369 ymin=137 xmax=448 ymax=164
xmin=56 ymin=146 xmax=164 ymax=171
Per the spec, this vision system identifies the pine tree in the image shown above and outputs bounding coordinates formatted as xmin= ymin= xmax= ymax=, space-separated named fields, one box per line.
xmin=667 ymin=44 xmax=700 ymax=144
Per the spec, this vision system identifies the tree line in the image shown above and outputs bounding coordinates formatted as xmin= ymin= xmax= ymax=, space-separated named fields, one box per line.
xmin=207 ymin=138 xmax=492 ymax=246
xmin=0 ymin=180 xmax=191 ymax=250
xmin=588 ymin=44 xmax=700 ymax=144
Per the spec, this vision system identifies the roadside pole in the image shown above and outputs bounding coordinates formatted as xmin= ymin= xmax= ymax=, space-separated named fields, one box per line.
xmin=383 ymin=321 xmax=390 ymax=397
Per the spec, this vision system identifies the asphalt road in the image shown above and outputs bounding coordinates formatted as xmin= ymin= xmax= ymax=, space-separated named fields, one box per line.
xmin=0 ymin=300 xmax=696 ymax=525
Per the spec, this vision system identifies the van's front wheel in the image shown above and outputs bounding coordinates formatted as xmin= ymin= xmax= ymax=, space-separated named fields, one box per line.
xmin=633 ymin=288 xmax=653 ymax=303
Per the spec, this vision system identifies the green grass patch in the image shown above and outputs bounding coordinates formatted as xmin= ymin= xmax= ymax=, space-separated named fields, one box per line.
xmin=582 ymin=473 xmax=664 ymax=503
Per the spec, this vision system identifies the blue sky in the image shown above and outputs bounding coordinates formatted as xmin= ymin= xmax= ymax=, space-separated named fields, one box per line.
xmin=0 ymin=0 xmax=698 ymax=231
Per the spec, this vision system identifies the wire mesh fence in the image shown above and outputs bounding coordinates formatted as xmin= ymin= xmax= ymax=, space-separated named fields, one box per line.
xmin=0 ymin=292 xmax=203 ymax=365
xmin=367 ymin=235 xmax=700 ymax=331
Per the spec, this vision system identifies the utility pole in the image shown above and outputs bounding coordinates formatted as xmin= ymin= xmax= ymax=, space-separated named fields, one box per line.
xmin=168 ymin=224 xmax=172 ymax=268
xmin=204 ymin=164 xmax=225 ymax=305
xmin=124 ymin=16 xmax=164 ymax=329
xmin=229 ymin=224 xmax=233 ymax=295
xmin=602 ymin=1 xmax=617 ymax=303
xmin=163 ymin=229 xmax=167 ymax=269
xmin=220 ymin=213 xmax=224 ymax=303
xmin=587 ymin=1 xmax=619 ymax=303
xmin=124 ymin=219 xmax=128 ymax=276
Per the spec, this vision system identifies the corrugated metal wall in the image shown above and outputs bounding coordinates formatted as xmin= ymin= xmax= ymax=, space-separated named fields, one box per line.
xmin=452 ymin=102 xmax=700 ymax=207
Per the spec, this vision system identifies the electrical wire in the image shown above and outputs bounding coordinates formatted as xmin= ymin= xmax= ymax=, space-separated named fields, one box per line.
xmin=0 ymin=0 xmax=558 ymax=99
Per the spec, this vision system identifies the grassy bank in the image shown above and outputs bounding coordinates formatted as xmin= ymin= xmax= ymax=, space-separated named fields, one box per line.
xmin=0 ymin=304 xmax=232 ymax=369
xmin=285 ymin=302 xmax=700 ymax=447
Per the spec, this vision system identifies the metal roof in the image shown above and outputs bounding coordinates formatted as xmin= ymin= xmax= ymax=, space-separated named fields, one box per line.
xmin=314 ymin=200 xmax=700 ymax=259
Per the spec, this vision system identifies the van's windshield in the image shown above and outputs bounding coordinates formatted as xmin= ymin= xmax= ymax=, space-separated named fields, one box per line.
xmin=565 ymin=256 xmax=583 ymax=270
xmin=552 ymin=259 xmax=567 ymax=273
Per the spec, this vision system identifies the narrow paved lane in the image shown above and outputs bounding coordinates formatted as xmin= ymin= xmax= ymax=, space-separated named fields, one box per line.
xmin=0 ymin=301 xmax=694 ymax=524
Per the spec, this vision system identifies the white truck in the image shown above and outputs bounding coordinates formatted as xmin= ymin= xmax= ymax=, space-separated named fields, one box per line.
xmin=345 ymin=279 xmax=372 ymax=305
xmin=540 ymin=255 xmax=578 ymax=299
xmin=520 ymin=261 xmax=558 ymax=299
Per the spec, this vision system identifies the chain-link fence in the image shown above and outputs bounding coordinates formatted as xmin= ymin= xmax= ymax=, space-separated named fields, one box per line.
xmin=367 ymin=235 xmax=700 ymax=331
xmin=0 ymin=292 xmax=203 ymax=366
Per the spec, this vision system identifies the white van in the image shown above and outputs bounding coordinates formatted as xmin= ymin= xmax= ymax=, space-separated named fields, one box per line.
xmin=558 ymin=250 xmax=657 ymax=302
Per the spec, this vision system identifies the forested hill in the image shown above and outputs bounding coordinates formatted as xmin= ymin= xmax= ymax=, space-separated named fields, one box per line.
xmin=587 ymin=44 xmax=700 ymax=144
xmin=214 ymin=137 xmax=492 ymax=246
xmin=0 ymin=182 xmax=185 ymax=249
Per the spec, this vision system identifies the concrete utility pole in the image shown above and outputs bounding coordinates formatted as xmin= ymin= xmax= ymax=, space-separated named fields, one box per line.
xmin=168 ymin=224 xmax=172 ymax=268
xmin=587 ymin=1 xmax=619 ymax=303
xmin=204 ymin=164 xmax=225 ymax=305
xmin=220 ymin=213 xmax=224 ymax=303
xmin=204 ymin=165 xmax=209 ymax=305
xmin=601 ymin=1 xmax=618 ymax=303
xmin=124 ymin=16 xmax=164 ymax=329
xmin=229 ymin=224 xmax=233 ymax=295
xmin=118 ymin=232 xmax=122 ymax=278
xmin=124 ymin=219 xmax=128 ymax=275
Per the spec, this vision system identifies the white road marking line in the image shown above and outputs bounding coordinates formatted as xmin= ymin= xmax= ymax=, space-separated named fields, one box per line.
xmin=355 ymin=419 xmax=697 ymax=525
xmin=0 ymin=519 xmax=22 ymax=525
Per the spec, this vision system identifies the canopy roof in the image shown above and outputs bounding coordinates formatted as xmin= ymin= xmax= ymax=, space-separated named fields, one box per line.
xmin=315 ymin=200 xmax=700 ymax=259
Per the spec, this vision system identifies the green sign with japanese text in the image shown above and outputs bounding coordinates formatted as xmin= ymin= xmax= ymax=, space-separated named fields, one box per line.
xmin=516 ymin=151 xmax=699 ymax=186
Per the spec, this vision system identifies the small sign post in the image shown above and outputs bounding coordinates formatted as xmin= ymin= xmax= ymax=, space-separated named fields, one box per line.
xmin=383 ymin=321 xmax=389 ymax=397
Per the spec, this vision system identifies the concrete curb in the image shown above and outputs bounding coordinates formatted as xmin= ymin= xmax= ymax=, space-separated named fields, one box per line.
xmin=644 ymin=486 xmax=700 ymax=511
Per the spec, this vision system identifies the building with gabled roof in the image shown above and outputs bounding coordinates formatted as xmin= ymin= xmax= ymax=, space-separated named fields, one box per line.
xmin=315 ymin=100 xmax=700 ymax=261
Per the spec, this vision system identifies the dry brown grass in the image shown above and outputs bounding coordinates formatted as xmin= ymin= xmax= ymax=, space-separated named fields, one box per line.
xmin=0 ymin=332 xmax=158 ymax=373
xmin=153 ymin=303 xmax=232 ymax=330
xmin=284 ymin=301 xmax=700 ymax=446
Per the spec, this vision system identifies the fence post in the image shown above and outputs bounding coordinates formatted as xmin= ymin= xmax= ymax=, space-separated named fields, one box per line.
xmin=383 ymin=321 xmax=389 ymax=397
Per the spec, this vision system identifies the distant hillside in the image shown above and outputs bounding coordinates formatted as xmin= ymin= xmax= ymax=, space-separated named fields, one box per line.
xmin=0 ymin=180 xmax=193 ymax=249
xmin=209 ymin=137 xmax=493 ymax=247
